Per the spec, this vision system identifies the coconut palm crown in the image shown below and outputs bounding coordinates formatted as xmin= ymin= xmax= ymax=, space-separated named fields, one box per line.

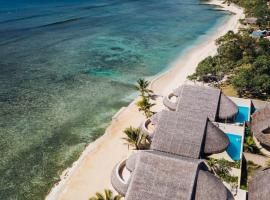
xmin=89 ymin=189 xmax=122 ymax=200
xmin=135 ymin=78 xmax=153 ymax=98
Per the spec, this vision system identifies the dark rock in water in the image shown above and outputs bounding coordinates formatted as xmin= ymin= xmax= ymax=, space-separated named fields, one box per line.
xmin=110 ymin=47 xmax=124 ymax=51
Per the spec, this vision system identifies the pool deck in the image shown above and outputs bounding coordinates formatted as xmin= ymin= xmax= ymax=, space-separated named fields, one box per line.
xmin=229 ymin=97 xmax=251 ymax=108
xmin=210 ymin=96 xmax=252 ymax=199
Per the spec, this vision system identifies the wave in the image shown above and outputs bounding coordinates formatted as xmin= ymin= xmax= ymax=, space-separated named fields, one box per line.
xmin=39 ymin=17 xmax=85 ymax=28
xmin=0 ymin=14 xmax=49 ymax=24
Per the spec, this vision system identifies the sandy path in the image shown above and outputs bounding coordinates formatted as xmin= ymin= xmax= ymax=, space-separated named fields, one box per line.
xmin=46 ymin=1 xmax=244 ymax=199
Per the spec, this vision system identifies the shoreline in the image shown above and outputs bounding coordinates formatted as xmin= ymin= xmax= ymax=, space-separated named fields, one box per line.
xmin=46 ymin=1 xmax=244 ymax=199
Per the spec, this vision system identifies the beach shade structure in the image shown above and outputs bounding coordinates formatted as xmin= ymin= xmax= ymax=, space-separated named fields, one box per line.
xmin=111 ymin=151 xmax=234 ymax=200
xmin=145 ymin=110 xmax=229 ymax=158
xmin=163 ymin=85 xmax=238 ymax=121
xmin=248 ymin=168 xmax=270 ymax=200
xmin=251 ymin=105 xmax=270 ymax=150
xmin=243 ymin=17 xmax=257 ymax=25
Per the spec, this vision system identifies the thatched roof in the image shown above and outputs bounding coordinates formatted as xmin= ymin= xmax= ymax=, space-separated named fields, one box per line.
xmin=251 ymin=105 xmax=270 ymax=148
xmin=249 ymin=168 xmax=270 ymax=200
xmin=243 ymin=17 xmax=257 ymax=24
xmin=195 ymin=170 xmax=234 ymax=200
xmin=164 ymin=85 xmax=238 ymax=121
xmin=151 ymin=110 xmax=229 ymax=158
xmin=175 ymin=85 xmax=220 ymax=121
xmin=114 ymin=151 xmax=232 ymax=200
xmin=204 ymin=120 xmax=230 ymax=155
xmin=218 ymin=93 xmax=239 ymax=120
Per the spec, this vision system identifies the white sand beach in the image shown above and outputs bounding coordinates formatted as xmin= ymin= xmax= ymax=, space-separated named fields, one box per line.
xmin=46 ymin=1 xmax=244 ymax=199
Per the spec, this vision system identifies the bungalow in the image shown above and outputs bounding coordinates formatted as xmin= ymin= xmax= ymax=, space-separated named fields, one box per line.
xmin=111 ymin=151 xmax=234 ymax=200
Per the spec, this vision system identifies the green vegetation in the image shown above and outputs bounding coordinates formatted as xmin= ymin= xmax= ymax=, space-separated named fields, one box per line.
xmin=122 ymin=126 xmax=150 ymax=150
xmin=135 ymin=79 xmax=155 ymax=118
xmin=240 ymin=159 xmax=262 ymax=190
xmin=228 ymin=0 xmax=270 ymax=28
xmin=136 ymin=97 xmax=155 ymax=118
xmin=243 ymin=127 xmax=261 ymax=154
xmin=135 ymin=78 xmax=153 ymax=98
xmin=89 ymin=189 xmax=122 ymax=200
xmin=189 ymin=0 xmax=270 ymax=100
xmin=206 ymin=158 xmax=238 ymax=185
xmin=188 ymin=31 xmax=270 ymax=100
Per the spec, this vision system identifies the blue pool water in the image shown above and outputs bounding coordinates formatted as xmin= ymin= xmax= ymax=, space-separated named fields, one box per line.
xmin=235 ymin=106 xmax=250 ymax=123
xmin=226 ymin=133 xmax=242 ymax=161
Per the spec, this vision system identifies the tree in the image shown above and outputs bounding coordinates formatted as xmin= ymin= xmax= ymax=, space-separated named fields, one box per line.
xmin=206 ymin=158 xmax=238 ymax=185
xmin=136 ymin=97 xmax=155 ymax=118
xmin=232 ymin=55 xmax=270 ymax=98
xmin=122 ymin=127 xmax=142 ymax=150
xmin=122 ymin=126 xmax=151 ymax=150
xmin=135 ymin=78 xmax=153 ymax=98
xmin=89 ymin=189 xmax=122 ymax=200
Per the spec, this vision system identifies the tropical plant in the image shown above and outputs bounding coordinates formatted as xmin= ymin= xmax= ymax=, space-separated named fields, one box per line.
xmin=122 ymin=127 xmax=142 ymax=150
xmin=136 ymin=97 xmax=155 ymax=118
xmin=243 ymin=127 xmax=261 ymax=154
xmin=135 ymin=78 xmax=153 ymax=98
xmin=89 ymin=189 xmax=122 ymax=200
xmin=188 ymin=29 xmax=270 ymax=100
xmin=206 ymin=158 xmax=238 ymax=184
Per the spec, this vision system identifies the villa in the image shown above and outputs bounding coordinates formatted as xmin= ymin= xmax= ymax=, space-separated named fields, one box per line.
xmin=251 ymin=105 xmax=270 ymax=154
xmin=111 ymin=151 xmax=234 ymax=200
xmin=111 ymin=84 xmax=269 ymax=200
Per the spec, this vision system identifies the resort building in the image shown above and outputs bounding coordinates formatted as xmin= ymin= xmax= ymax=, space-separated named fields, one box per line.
xmin=242 ymin=17 xmax=257 ymax=25
xmin=162 ymin=85 xmax=238 ymax=122
xmin=111 ymin=84 xmax=268 ymax=200
xmin=251 ymin=105 xmax=270 ymax=155
xmin=111 ymin=151 xmax=234 ymax=200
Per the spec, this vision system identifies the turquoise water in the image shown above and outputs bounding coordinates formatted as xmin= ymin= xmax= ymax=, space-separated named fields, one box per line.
xmin=0 ymin=0 xmax=228 ymax=199
xmin=235 ymin=106 xmax=250 ymax=123
xmin=226 ymin=133 xmax=242 ymax=161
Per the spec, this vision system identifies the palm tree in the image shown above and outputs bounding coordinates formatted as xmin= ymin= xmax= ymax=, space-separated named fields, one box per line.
xmin=122 ymin=127 xmax=142 ymax=150
xmin=135 ymin=78 xmax=153 ymax=98
xmin=136 ymin=97 xmax=155 ymax=118
xmin=89 ymin=189 xmax=122 ymax=200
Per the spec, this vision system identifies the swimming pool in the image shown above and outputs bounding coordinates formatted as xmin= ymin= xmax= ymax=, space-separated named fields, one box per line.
xmin=226 ymin=133 xmax=242 ymax=161
xmin=235 ymin=106 xmax=250 ymax=123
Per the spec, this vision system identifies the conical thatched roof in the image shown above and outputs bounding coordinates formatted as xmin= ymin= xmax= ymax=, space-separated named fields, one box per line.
xmin=195 ymin=170 xmax=233 ymax=200
xmin=218 ymin=93 xmax=239 ymax=120
xmin=112 ymin=151 xmax=233 ymax=200
xmin=204 ymin=120 xmax=230 ymax=155
xmin=251 ymin=105 xmax=270 ymax=148
xmin=249 ymin=168 xmax=270 ymax=200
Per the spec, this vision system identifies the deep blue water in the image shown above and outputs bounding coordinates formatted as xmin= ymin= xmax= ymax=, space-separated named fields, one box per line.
xmin=226 ymin=133 xmax=242 ymax=161
xmin=235 ymin=106 xmax=250 ymax=123
xmin=0 ymin=0 xmax=228 ymax=199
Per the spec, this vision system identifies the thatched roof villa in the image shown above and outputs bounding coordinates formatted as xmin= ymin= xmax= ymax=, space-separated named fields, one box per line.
xmin=111 ymin=151 xmax=234 ymax=200
xmin=140 ymin=85 xmax=239 ymax=158
xmin=149 ymin=110 xmax=229 ymax=158
xmin=251 ymin=105 xmax=270 ymax=151
xmin=163 ymin=85 xmax=238 ymax=121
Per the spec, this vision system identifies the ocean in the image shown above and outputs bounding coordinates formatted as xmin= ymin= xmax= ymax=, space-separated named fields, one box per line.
xmin=0 ymin=0 xmax=228 ymax=199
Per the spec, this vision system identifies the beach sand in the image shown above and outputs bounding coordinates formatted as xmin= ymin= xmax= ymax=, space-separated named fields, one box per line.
xmin=46 ymin=1 xmax=244 ymax=199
